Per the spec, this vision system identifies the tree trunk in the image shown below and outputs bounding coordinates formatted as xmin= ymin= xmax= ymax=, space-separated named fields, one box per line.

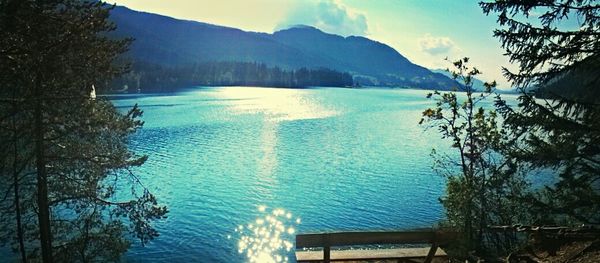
xmin=13 ymin=111 xmax=27 ymax=263
xmin=34 ymin=78 xmax=53 ymax=263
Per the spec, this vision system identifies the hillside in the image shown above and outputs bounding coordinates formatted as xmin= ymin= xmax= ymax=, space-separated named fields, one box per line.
xmin=109 ymin=5 xmax=458 ymax=91
xmin=535 ymin=54 xmax=600 ymax=103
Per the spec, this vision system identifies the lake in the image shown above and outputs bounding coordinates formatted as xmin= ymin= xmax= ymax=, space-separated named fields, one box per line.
xmin=110 ymin=87 xmax=457 ymax=262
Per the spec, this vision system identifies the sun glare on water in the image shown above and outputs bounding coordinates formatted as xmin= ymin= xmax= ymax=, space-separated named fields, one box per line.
xmin=233 ymin=205 xmax=301 ymax=263
xmin=212 ymin=87 xmax=339 ymax=122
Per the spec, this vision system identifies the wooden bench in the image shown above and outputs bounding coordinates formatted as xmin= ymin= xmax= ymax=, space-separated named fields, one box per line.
xmin=295 ymin=230 xmax=457 ymax=263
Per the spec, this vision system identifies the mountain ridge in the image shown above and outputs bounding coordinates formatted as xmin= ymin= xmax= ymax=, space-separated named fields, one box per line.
xmin=109 ymin=5 xmax=459 ymax=90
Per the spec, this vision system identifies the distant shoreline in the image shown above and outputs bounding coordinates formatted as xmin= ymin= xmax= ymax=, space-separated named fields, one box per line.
xmin=101 ymin=85 xmax=517 ymax=97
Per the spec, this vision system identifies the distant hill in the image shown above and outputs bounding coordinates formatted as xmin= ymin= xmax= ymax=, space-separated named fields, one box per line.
xmin=271 ymin=26 xmax=455 ymax=88
xmin=535 ymin=55 xmax=600 ymax=103
xmin=430 ymin=69 xmax=487 ymax=91
xmin=108 ymin=6 xmax=459 ymax=91
xmin=430 ymin=69 xmax=519 ymax=94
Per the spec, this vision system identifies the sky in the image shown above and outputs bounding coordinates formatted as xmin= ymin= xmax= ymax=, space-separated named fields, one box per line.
xmin=109 ymin=0 xmax=515 ymax=88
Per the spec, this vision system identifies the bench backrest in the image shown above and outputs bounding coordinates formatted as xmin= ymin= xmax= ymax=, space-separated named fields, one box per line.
xmin=296 ymin=230 xmax=458 ymax=248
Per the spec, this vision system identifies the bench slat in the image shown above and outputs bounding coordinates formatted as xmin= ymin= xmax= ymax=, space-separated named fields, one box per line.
xmin=295 ymin=247 xmax=447 ymax=261
xmin=296 ymin=231 xmax=456 ymax=248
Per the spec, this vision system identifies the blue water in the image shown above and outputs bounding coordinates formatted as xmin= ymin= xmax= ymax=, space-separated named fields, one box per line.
xmin=108 ymin=87 xmax=454 ymax=262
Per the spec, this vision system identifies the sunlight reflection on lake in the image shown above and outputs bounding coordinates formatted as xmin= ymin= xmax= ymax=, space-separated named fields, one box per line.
xmin=210 ymin=87 xmax=339 ymax=121
xmin=233 ymin=205 xmax=301 ymax=263
xmin=110 ymin=87 xmax=456 ymax=262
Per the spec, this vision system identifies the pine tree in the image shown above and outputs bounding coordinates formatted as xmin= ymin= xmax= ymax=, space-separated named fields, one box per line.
xmin=481 ymin=0 xmax=600 ymax=224
xmin=0 ymin=1 xmax=168 ymax=262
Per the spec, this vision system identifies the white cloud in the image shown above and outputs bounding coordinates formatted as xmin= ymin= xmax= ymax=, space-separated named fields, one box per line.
xmin=418 ymin=34 xmax=458 ymax=55
xmin=277 ymin=0 xmax=368 ymax=36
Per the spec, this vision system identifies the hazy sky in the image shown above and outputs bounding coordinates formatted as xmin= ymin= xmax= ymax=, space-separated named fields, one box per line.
xmin=109 ymin=0 xmax=514 ymax=88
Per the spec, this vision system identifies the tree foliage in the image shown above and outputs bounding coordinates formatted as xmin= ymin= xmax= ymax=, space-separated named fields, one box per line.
xmin=111 ymin=61 xmax=355 ymax=93
xmin=0 ymin=0 xmax=167 ymax=262
xmin=481 ymin=0 xmax=600 ymax=225
xmin=421 ymin=58 xmax=529 ymax=259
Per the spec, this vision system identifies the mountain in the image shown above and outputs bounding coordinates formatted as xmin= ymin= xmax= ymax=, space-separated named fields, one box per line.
xmin=271 ymin=26 xmax=457 ymax=88
xmin=535 ymin=55 xmax=600 ymax=103
xmin=430 ymin=69 xmax=519 ymax=94
xmin=430 ymin=69 xmax=488 ymax=91
xmin=109 ymin=5 xmax=459 ymax=90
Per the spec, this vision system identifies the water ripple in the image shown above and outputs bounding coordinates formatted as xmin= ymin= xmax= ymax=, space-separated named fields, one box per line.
xmin=115 ymin=87 xmax=449 ymax=262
